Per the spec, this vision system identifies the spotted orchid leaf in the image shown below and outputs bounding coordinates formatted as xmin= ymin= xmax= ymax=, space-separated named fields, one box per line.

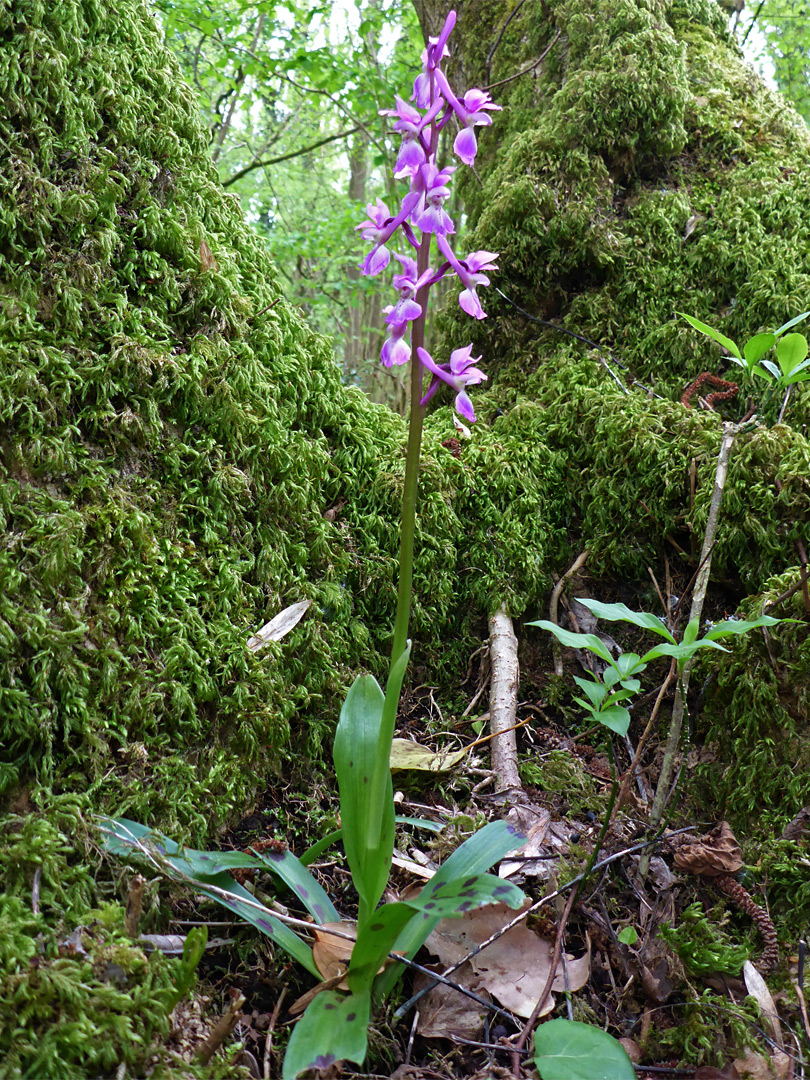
xmin=282 ymin=989 xmax=371 ymax=1080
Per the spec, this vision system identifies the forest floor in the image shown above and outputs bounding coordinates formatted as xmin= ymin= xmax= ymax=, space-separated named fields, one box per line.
xmin=136 ymin=573 xmax=809 ymax=1080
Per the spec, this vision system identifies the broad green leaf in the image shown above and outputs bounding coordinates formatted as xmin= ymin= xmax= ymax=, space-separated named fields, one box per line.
xmin=376 ymin=820 xmax=527 ymax=996
xmin=350 ymin=874 xmax=524 ymax=994
xmin=282 ymin=989 xmax=370 ymax=1080
xmin=754 ymin=364 xmax=776 ymax=381
xmin=617 ymin=926 xmax=638 ymax=946
xmin=640 ymin=640 xmax=727 ymax=665
xmin=703 ymin=615 xmax=779 ymax=640
xmin=614 ymin=654 xmax=644 ymax=680
xmin=604 ymin=687 xmax=636 ymax=705
xmin=683 ymin=617 xmax=699 ymax=646
xmin=534 ymin=1019 xmax=635 ymax=1080
xmin=527 ymin=620 xmax=615 ymax=665
xmin=774 ymin=310 xmax=810 ymax=337
xmin=776 ymin=333 xmax=808 ymax=376
xmin=742 ymin=332 xmax=776 ymax=366
xmin=99 ymin=818 xmax=319 ymax=977
xmin=333 ymin=673 xmax=395 ymax=917
xmin=575 ymin=600 xmax=677 ymax=643
xmin=594 ymin=704 xmax=630 ymax=736
xmin=572 ymin=675 xmax=606 ymax=708
xmin=677 ymin=312 xmax=741 ymax=359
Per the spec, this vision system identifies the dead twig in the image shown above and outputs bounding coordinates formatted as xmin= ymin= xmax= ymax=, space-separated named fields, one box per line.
xmin=548 ymin=551 xmax=589 ymax=676
xmin=195 ymin=990 xmax=246 ymax=1064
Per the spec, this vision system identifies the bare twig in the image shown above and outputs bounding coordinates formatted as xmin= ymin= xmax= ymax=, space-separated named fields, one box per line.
xmin=548 ymin=550 xmax=589 ymax=676
xmin=484 ymin=29 xmax=561 ymax=91
xmin=642 ymin=424 xmax=738 ymax=874
xmin=223 ymin=127 xmax=361 ymax=187
xmin=263 ymin=987 xmax=286 ymax=1080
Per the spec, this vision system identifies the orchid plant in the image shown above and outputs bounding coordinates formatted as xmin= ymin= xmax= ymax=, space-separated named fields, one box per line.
xmin=102 ymin=13 xmax=530 ymax=1078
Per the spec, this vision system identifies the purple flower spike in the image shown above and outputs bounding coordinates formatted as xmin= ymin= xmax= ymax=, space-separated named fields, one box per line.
xmin=356 ymin=191 xmax=421 ymax=276
xmin=418 ymin=344 xmax=487 ymax=423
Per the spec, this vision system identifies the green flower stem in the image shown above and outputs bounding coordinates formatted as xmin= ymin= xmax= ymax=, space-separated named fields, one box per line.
xmin=387 ymin=233 xmax=432 ymax=680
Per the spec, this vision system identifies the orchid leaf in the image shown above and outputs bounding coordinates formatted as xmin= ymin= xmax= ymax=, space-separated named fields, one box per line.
xmin=526 ymin=620 xmax=615 ymax=665
xmin=678 ymin=312 xmax=741 ymax=359
xmin=282 ymin=989 xmax=371 ymax=1080
xmin=534 ymin=1019 xmax=635 ymax=1080
xmin=683 ymin=617 xmax=699 ymax=646
xmin=574 ymin=600 xmax=677 ymax=643
xmin=251 ymin=848 xmax=340 ymax=924
xmin=351 ymin=873 xmax=524 ymax=992
xmin=760 ymin=359 xmax=781 ymax=379
xmin=98 ymin=817 xmax=320 ymax=977
xmin=375 ymin=820 xmax=527 ymax=996
xmin=333 ymin=673 xmax=395 ymax=917
xmin=298 ymin=815 xmax=442 ymax=866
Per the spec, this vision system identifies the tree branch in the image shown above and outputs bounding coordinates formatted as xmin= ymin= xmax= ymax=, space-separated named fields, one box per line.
xmin=222 ymin=127 xmax=360 ymax=187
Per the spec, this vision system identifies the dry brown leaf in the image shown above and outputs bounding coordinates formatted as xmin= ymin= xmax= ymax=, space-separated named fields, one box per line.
xmin=247 ymin=599 xmax=311 ymax=652
xmin=413 ymin=962 xmax=488 ymax=1040
xmin=733 ymin=1048 xmax=790 ymax=1079
xmin=311 ymin=921 xmax=356 ymax=986
xmin=389 ymin=739 xmax=468 ymax=773
xmin=619 ymin=1038 xmax=641 ymax=1064
xmin=672 ymin=821 xmax=742 ymax=877
xmin=425 ymin=902 xmax=589 ymax=1018
xmin=199 ymin=238 xmax=217 ymax=272
xmin=742 ymin=961 xmax=782 ymax=1047
xmin=499 ymin=810 xmax=552 ymax=881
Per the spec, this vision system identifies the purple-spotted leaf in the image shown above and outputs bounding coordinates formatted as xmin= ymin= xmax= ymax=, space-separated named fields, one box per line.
xmin=282 ymin=989 xmax=370 ymax=1080
xmin=375 ymin=819 xmax=528 ymax=997
xmin=251 ymin=848 xmax=339 ymax=924
xmin=99 ymin=817 xmax=320 ymax=977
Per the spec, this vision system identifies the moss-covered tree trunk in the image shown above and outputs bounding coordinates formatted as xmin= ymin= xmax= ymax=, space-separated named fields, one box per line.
xmin=429 ymin=0 xmax=810 ymax=824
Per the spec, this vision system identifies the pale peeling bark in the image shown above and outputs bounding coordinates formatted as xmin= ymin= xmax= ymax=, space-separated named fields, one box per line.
xmin=487 ymin=604 xmax=522 ymax=792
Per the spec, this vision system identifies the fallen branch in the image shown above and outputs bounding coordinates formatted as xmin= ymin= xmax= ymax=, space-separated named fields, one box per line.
xmin=488 ymin=605 xmax=522 ymax=792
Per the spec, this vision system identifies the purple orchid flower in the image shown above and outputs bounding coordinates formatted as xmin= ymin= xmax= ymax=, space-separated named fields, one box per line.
xmin=356 ymin=191 xmax=421 ymax=276
xmin=436 ymin=235 xmax=498 ymax=319
xmin=412 ymin=10 xmax=457 ymax=108
xmin=434 ymin=72 xmax=502 ymax=166
xmin=379 ymin=253 xmax=433 ymax=367
xmin=380 ymin=96 xmax=444 ymax=179
xmin=412 ymin=160 xmax=455 ymax=236
xmin=418 ymin=344 xmax=487 ymax=422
